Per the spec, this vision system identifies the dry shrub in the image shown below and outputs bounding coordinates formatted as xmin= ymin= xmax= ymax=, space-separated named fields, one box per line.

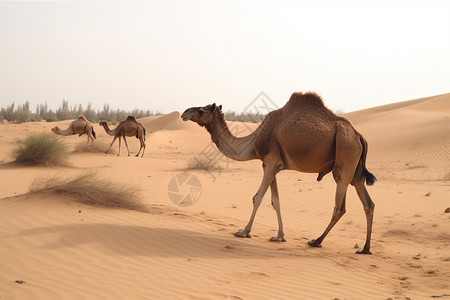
xmin=12 ymin=133 xmax=67 ymax=166
xmin=29 ymin=171 xmax=146 ymax=212
xmin=74 ymin=141 xmax=116 ymax=154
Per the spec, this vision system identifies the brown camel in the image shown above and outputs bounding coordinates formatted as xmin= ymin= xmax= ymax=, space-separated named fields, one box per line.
xmin=181 ymin=92 xmax=376 ymax=254
xmin=51 ymin=115 xmax=96 ymax=143
xmin=99 ymin=116 xmax=146 ymax=157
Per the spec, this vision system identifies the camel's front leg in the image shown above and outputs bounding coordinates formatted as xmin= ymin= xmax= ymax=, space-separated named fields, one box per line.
xmin=269 ymin=176 xmax=286 ymax=242
xmin=123 ymin=136 xmax=131 ymax=156
xmin=117 ymin=136 xmax=122 ymax=156
xmin=106 ymin=136 xmax=118 ymax=154
xmin=235 ymin=162 xmax=278 ymax=239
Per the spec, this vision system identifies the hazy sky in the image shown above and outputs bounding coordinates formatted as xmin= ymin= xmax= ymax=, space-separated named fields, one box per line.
xmin=1 ymin=1 xmax=449 ymax=114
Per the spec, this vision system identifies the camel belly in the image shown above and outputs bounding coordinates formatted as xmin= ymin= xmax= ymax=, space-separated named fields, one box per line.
xmin=278 ymin=138 xmax=336 ymax=173
xmin=282 ymin=151 xmax=335 ymax=173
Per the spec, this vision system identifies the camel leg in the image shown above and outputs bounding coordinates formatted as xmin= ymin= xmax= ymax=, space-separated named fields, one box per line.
xmin=87 ymin=132 xmax=93 ymax=143
xmin=106 ymin=136 xmax=118 ymax=154
xmin=135 ymin=145 xmax=141 ymax=157
xmin=117 ymin=136 xmax=122 ymax=156
xmin=269 ymin=176 xmax=286 ymax=242
xmin=88 ymin=131 xmax=94 ymax=143
xmin=235 ymin=162 xmax=278 ymax=239
xmin=123 ymin=136 xmax=131 ymax=156
xmin=142 ymin=139 xmax=146 ymax=157
xmin=309 ymin=127 xmax=363 ymax=249
xmin=309 ymin=168 xmax=350 ymax=248
xmin=141 ymin=141 xmax=146 ymax=158
xmin=136 ymin=138 xmax=145 ymax=158
xmin=352 ymin=181 xmax=375 ymax=254
xmin=142 ymin=141 xmax=146 ymax=157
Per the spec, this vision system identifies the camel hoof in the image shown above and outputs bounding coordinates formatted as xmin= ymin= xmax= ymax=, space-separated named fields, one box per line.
xmin=270 ymin=237 xmax=286 ymax=242
xmin=308 ymin=239 xmax=322 ymax=248
xmin=356 ymin=249 xmax=372 ymax=255
xmin=235 ymin=231 xmax=251 ymax=238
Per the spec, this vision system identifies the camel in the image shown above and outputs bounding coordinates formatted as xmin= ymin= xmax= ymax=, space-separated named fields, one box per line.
xmin=51 ymin=115 xmax=96 ymax=143
xmin=99 ymin=116 xmax=146 ymax=157
xmin=181 ymin=92 xmax=376 ymax=254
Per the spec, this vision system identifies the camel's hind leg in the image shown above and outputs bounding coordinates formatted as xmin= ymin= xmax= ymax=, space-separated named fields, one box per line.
xmin=87 ymin=130 xmax=94 ymax=143
xmin=136 ymin=138 xmax=146 ymax=158
xmin=235 ymin=162 xmax=279 ymax=239
xmin=309 ymin=124 xmax=362 ymax=249
xmin=351 ymin=180 xmax=375 ymax=254
xmin=308 ymin=170 xmax=350 ymax=248
xmin=87 ymin=132 xmax=94 ymax=143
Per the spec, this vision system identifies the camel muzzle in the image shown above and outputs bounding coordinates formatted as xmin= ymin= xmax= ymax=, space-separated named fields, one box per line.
xmin=181 ymin=112 xmax=192 ymax=121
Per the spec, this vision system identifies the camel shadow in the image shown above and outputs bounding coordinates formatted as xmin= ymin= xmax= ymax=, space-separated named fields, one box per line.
xmin=16 ymin=223 xmax=299 ymax=259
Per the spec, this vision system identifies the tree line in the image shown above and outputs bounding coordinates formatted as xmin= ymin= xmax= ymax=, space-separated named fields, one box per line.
xmin=0 ymin=100 xmax=162 ymax=124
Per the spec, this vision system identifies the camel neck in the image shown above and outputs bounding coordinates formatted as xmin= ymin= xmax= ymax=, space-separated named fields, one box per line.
xmin=205 ymin=111 xmax=259 ymax=161
xmin=57 ymin=127 xmax=75 ymax=135
xmin=102 ymin=124 xmax=116 ymax=136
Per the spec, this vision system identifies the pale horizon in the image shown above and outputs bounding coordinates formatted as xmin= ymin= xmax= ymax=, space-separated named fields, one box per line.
xmin=1 ymin=1 xmax=449 ymax=114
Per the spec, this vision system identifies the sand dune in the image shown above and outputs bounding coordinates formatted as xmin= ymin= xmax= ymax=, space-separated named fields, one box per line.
xmin=346 ymin=93 xmax=450 ymax=181
xmin=1 ymin=94 xmax=449 ymax=299
xmin=139 ymin=111 xmax=188 ymax=132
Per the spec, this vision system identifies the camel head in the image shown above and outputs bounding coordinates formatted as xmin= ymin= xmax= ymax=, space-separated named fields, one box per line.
xmin=181 ymin=103 xmax=222 ymax=126
xmin=51 ymin=126 xmax=59 ymax=134
xmin=99 ymin=121 xmax=108 ymax=126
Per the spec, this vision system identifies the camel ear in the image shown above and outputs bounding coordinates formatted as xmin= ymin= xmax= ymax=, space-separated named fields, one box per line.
xmin=211 ymin=103 xmax=217 ymax=111
xmin=219 ymin=105 xmax=222 ymax=111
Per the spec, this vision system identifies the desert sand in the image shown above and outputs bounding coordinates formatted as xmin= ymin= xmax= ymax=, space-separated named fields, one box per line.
xmin=1 ymin=94 xmax=449 ymax=300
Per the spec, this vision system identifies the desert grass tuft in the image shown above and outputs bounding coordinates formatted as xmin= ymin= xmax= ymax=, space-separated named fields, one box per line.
xmin=12 ymin=133 xmax=67 ymax=166
xmin=29 ymin=171 xmax=146 ymax=212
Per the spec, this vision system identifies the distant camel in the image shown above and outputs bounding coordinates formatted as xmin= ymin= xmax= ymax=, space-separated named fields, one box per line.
xmin=99 ymin=116 xmax=146 ymax=157
xmin=51 ymin=115 xmax=96 ymax=143
xmin=181 ymin=92 xmax=376 ymax=254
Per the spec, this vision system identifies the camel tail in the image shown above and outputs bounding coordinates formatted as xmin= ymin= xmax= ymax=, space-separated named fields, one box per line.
xmin=92 ymin=128 xmax=96 ymax=139
xmin=359 ymin=136 xmax=376 ymax=186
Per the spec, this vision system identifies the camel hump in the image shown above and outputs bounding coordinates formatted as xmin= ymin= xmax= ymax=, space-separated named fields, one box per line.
xmin=126 ymin=115 xmax=137 ymax=122
xmin=77 ymin=115 xmax=89 ymax=122
xmin=287 ymin=92 xmax=326 ymax=108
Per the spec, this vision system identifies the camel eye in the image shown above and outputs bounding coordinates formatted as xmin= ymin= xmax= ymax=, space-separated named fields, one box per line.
xmin=198 ymin=109 xmax=204 ymax=116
